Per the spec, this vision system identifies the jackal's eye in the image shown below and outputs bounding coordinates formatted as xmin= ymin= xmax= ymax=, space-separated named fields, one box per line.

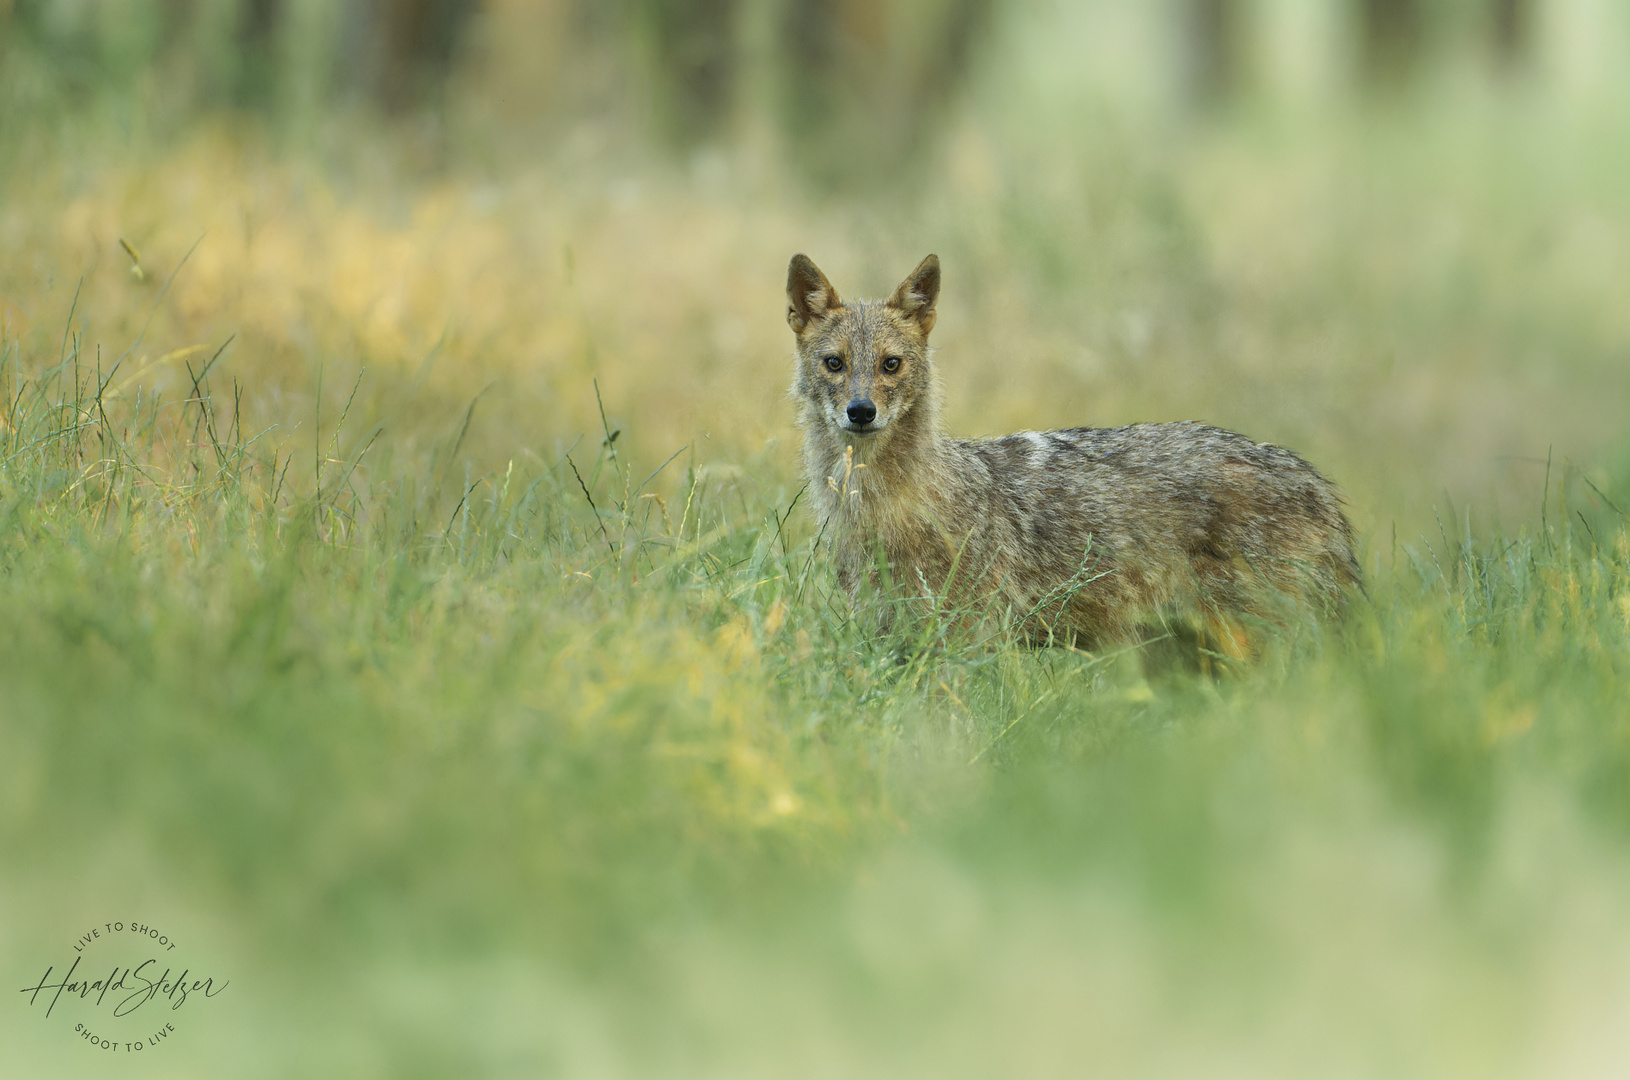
xmin=822 ymin=355 xmax=843 ymax=372
xmin=881 ymin=356 xmax=902 ymax=374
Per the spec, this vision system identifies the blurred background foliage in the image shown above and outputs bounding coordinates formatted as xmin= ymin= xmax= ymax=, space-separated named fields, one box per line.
xmin=0 ymin=0 xmax=1584 ymax=150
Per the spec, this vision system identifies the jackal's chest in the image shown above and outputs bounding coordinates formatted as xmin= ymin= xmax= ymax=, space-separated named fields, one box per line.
xmin=814 ymin=485 xmax=969 ymax=593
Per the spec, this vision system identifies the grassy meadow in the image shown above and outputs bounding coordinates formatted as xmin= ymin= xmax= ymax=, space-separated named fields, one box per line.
xmin=5 ymin=4 xmax=1630 ymax=1076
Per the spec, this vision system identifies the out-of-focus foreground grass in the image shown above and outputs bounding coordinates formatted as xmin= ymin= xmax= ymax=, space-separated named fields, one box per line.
xmin=5 ymin=5 xmax=1630 ymax=1077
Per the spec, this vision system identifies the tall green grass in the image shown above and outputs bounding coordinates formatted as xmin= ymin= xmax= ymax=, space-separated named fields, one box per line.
xmin=4 ymin=295 xmax=1630 ymax=1075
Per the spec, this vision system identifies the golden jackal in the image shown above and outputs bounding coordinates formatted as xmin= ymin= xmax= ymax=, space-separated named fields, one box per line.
xmin=786 ymin=253 xmax=1360 ymax=653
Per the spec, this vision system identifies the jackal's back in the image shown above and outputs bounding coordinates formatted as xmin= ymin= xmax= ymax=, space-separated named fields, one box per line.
xmin=928 ymin=421 xmax=1359 ymax=643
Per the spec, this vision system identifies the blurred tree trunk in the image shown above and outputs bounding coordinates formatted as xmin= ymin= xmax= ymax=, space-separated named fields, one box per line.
xmin=7 ymin=0 xmax=45 ymax=39
xmin=1359 ymin=0 xmax=1422 ymax=84
xmin=630 ymin=0 xmax=739 ymax=147
xmin=780 ymin=0 xmax=993 ymax=190
xmin=925 ymin=0 xmax=991 ymax=110
xmin=1184 ymin=0 xmax=1243 ymax=106
xmin=161 ymin=0 xmax=199 ymax=47
xmin=1490 ymin=0 xmax=1531 ymax=73
xmin=337 ymin=0 xmax=480 ymax=112
xmin=236 ymin=0 xmax=284 ymax=106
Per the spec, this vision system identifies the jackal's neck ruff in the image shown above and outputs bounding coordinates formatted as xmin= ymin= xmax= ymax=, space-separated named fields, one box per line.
xmin=786 ymin=253 xmax=1361 ymax=647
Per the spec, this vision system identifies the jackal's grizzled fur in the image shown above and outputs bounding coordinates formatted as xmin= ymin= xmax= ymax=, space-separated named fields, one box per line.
xmin=787 ymin=253 xmax=1361 ymax=650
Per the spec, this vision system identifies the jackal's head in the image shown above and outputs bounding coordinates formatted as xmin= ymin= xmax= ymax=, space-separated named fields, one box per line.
xmin=786 ymin=253 xmax=940 ymax=443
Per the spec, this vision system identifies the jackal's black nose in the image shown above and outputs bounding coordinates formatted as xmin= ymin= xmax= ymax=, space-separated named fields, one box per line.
xmin=846 ymin=399 xmax=877 ymax=427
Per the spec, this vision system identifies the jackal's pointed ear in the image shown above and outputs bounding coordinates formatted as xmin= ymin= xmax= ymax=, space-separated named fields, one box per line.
xmin=787 ymin=254 xmax=841 ymax=335
xmin=887 ymin=254 xmax=940 ymax=336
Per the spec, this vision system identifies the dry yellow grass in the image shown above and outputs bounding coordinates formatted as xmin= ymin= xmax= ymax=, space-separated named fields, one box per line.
xmin=3 ymin=103 xmax=1626 ymax=558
